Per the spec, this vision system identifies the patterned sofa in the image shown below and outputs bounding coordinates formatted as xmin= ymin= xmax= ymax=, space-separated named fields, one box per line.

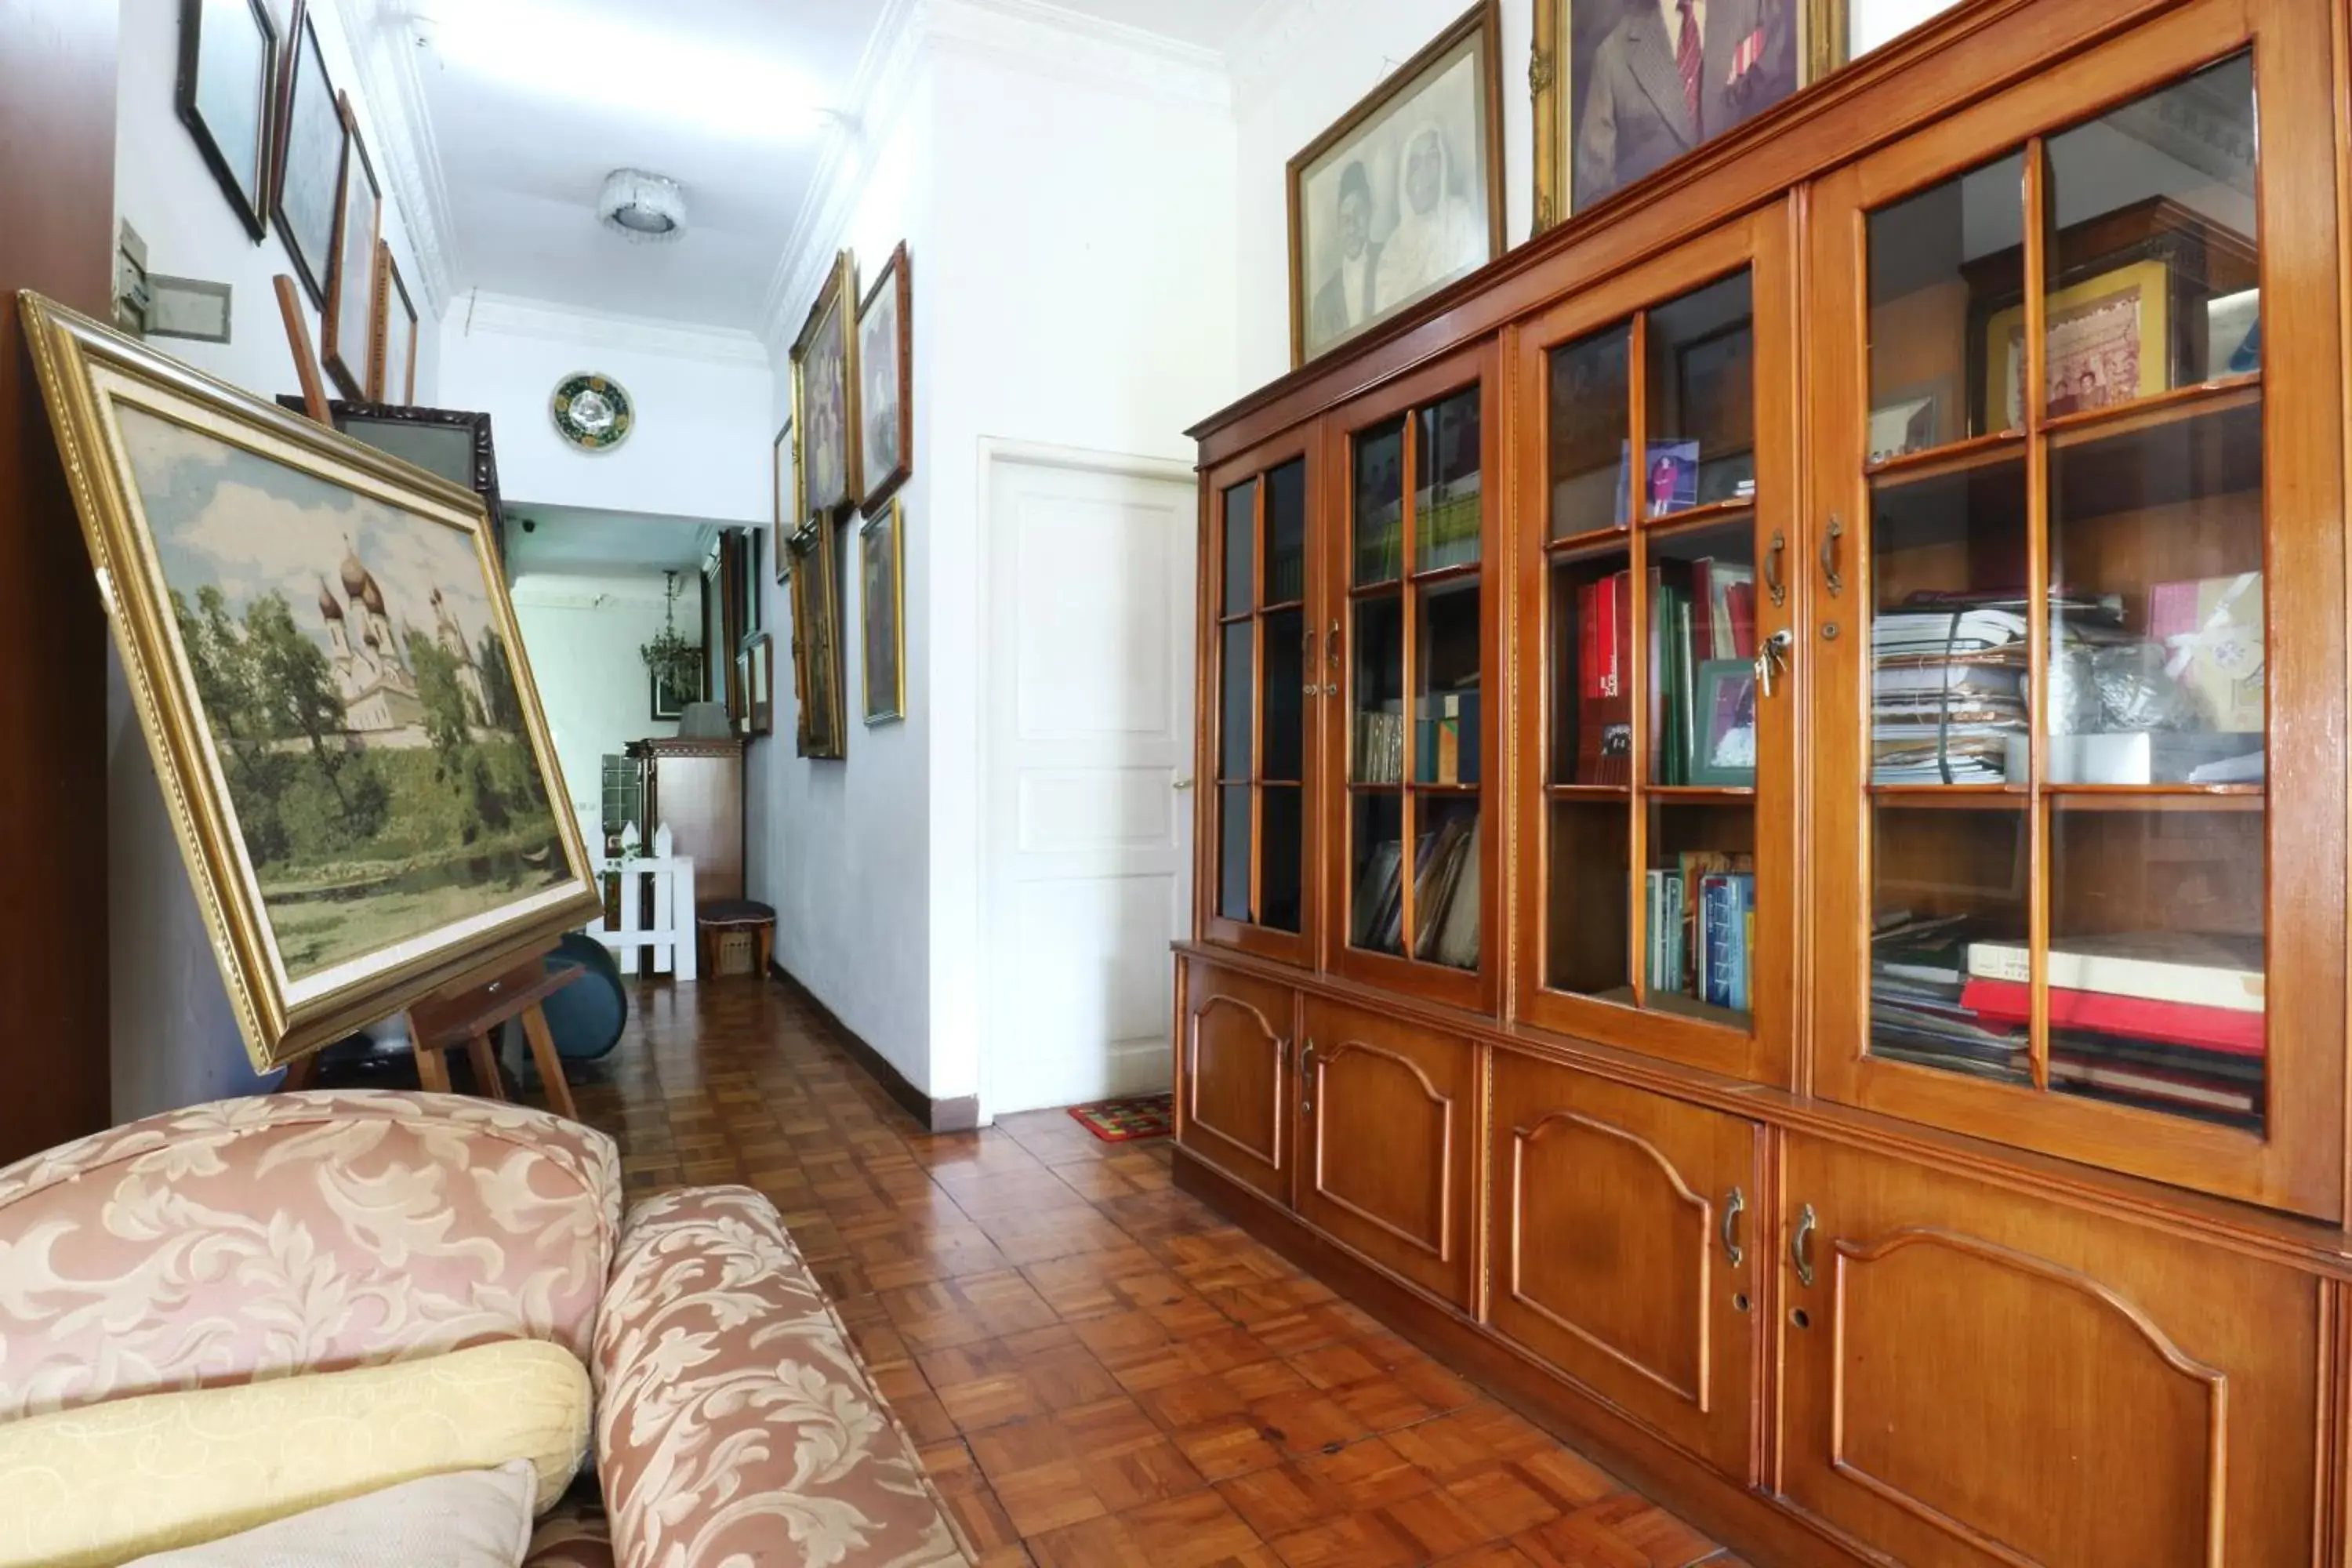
xmin=0 ymin=1091 xmax=969 ymax=1568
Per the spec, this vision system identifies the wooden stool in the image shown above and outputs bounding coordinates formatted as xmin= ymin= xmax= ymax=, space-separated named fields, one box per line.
xmin=695 ymin=898 xmax=776 ymax=978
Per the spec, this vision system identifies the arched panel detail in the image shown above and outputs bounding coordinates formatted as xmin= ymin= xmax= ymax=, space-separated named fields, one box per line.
xmin=1310 ymin=1038 xmax=1454 ymax=1261
xmin=1185 ymin=994 xmax=1285 ymax=1171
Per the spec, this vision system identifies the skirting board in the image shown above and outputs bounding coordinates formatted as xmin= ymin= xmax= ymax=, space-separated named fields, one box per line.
xmin=768 ymin=960 xmax=981 ymax=1133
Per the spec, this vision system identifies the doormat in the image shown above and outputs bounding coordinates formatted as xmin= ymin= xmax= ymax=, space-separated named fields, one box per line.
xmin=1067 ymin=1092 xmax=1174 ymax=1143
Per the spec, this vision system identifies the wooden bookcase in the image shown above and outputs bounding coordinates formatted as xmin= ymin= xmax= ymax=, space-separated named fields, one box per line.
xmin=1175 ymin=1 xmax=2352 ymax=1562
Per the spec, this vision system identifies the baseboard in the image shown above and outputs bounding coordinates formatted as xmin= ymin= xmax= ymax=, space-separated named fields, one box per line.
xmin=768 ymin=961 xmax=981 ymax=1134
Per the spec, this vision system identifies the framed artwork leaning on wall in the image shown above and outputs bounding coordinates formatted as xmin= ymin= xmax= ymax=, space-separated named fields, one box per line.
xmin=20 ymin=293 xmax=600 ymax=1071
xmin=320 ymin=91 xmax=380 ymax=401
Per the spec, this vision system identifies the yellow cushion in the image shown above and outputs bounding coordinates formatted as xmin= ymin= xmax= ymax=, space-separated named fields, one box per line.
xmin=0 ymin=1340 xmax=592 ymax=1568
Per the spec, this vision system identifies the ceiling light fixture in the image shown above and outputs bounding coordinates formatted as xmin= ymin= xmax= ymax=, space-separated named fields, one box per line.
xmin=415 ymin=0 xmax=836 ymax=143
xmin=598 ymin=170 xmax=687 ymax=244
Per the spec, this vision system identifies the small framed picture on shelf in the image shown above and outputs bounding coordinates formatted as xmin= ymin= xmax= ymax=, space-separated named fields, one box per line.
xmin=1982 ymin=258 xmax=2171 ymax=430
xmin=1690 ymin=658 xmax=1759 ymax=786
xmin=1867 ymin=390 xmax=1940 ymax=465
xmin=1615 ymin=438 xmax=1698 ymax=524
xmin=2205 ymin=287 xmax=2261 ymax=378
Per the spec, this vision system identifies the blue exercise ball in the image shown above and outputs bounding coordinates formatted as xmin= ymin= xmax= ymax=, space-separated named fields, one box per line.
xmin=536 ymin=931 xmax=629 ymax=1062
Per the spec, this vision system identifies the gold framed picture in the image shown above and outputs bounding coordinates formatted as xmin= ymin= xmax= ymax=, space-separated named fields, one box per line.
xmin=787 ymin=517 xmax=847 ymax=759
xmin=857 ymin=242 xmax=912 ymax=514
xmin=1980 ymin=258 xmax=2172 ymax=432
xmin=17 ymin=292 xmax=599 ymax=1070
xmin=771 ymin=412 xmax=797 ymax=584
xmin=1289 ymin=3 xmax=1504 ymax=367
xmin=792 ymin=251 xmax=860 ymax=520
xmin=861 ymin=499 xmax=906 ymax=726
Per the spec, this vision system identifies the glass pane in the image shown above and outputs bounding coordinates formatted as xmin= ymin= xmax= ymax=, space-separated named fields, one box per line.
xmin=1265 ymin=459 xmax=1308 ymax=605
xmin=1219 ymin=622 xmax=1254 ymax=780
xmin=1218 ymin=786 xmax=1253 ymax=922
xmin=1414 ymin=389 xmax=1483 ymax=572
xmin=1648 ymin=521 xmax=1758 ymax=786
xmin=1354 ymin=419 xmax=1406 ymax=585
xmin=1869 ymin=804 xmax=2031 ymax=1083
xmin=1867 ymin=152 xmax=2026 ymax=446
xmin=1548 ymin=322 xmax=1632 ymax=539
xmin=1869 ymin=456 xmax=2031 ymax=784
xmin=1551 ymin=547 xmax=1633 ymax=785
xmin=1416 ymin=576 xmax=1480 ymax=785
xmin=1646 ymin=272 xmax=1755 ymax=510
xmin=1645 ymin=803 xmax=1755 ymax=1028
xmin=1222 ymin=480 xmax=1256 ymax=615
xmin=1350 ymin=790 xmax=1406 ymax=955
xmin=1352 ymin=592 xmax=1405 ymax=783
xmin=2046 ymin=801 xmax=2264 ymax=1131
xmin=1413 ymin=797 xmax=1481 ymax=970
xmin=1264 ymin=608 xmax=1307 ymax=783
xmin=1548 ymin=799 xmax=1630 ymax=995
xmin=1261 ymin=785 xmax=1304 ymax=935
xmin=2041 ymin=53 xmax=2257 ymax=421
xmin=2047 ymin=398 xmax=2263 ymax=782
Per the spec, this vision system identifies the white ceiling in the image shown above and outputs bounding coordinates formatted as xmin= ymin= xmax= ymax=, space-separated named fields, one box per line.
xmin=506 ymin=503 xmax=720 ymax=577
xmin=1058 ymin=0 xmax=1266 ymax=50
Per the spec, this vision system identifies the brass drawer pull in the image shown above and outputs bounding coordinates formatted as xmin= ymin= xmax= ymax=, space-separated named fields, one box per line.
xmin=1819 ymin=515 xmax=1846 ymax=597
xmin=1793 ymin=1203 xmax=1818 ymax=1287
xmin=1765 ymin=529 xmax=1787 ymax=607
xmin=1720 ymin=1186 xmax=1745 ymax=1269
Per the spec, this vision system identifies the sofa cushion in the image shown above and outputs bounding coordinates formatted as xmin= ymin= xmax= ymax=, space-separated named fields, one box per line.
xmin=594 ymin=1186 xmax=971 ymax=1567
xmin=123 ymin=1461 xmax=539 ymax=1567
xmin=0 ymin=1090 xmax=621 ymax=1422
xmin=0 ymin=1340 xmax=592 ymax=1568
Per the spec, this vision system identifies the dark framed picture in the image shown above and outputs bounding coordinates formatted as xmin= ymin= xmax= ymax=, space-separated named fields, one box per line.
xmin=1691 ymin=658 xmax=1759 ymax=785
xmin=269 ymin=0 xmax=344 ymax=310
xmin=788 ymin=518 xmax=847 ymax=760
xmin=321 ymin=93 xmax=380 ymax=401
xmin=1289 ymin=3 xmax=1504 ymax=367
xmin=650 ymin=659 xmax=700 ymax=723
xmin=273 ymin=398 xmax=507 ymax=574
xmin=772 ymin=414 xmax=798 ymax=585
xmin=861 ymin=499 xmax=906 ymax=726
xmin=370 ymin=241 xmax=417 ymax=405
xmin=857 ymin=243 xmax=913 ymax=513
xmin=792 ymin=252 xmax=860 ymax=520
xmin=747 ymin=632 xmax=775 ymax=738
xmin=178 ymin=0 xmax=280 ymax=241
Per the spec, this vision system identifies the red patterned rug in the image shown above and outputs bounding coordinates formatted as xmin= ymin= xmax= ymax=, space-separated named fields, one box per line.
xmin=1066 ymin=1092 xmax=1174 ymax=1143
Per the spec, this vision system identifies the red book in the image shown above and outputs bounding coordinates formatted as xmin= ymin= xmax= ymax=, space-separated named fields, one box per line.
xmin=1959 ymin=978 xmax=2266 ymax=1058
xmin=1691 ymin=558 xmax=1716 ymax=662
xmin=1578 ymin=580 xmax=1599 ymax=700
xmin=1726 ymin=582 xmax=1756 ymax=660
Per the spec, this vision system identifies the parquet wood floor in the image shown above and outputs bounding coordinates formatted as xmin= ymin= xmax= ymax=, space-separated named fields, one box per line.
xmin=564 ymin=979 xmax=1751 ymax=1568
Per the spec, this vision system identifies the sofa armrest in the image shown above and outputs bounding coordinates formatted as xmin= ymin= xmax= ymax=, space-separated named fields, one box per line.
xmin=593 ymin=1186 xmax=968 ymax=1568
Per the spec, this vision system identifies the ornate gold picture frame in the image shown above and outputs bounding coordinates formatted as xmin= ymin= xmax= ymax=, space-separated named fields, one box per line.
xmin=861 ymin=499 xmax=906 ymax=726
xmin=788 ymin=516 xmax=848 ymax=759
xmin=791 ymin=251 xmax=861 ymax=520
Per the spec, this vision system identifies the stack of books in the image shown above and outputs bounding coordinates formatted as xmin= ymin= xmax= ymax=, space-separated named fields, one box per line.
xmin=1355 ymin=702 xmax=1407 ymax=782
xmin=1871 ymin=599 xmax=2032 ymax=784
xmin=1417 ymin=477 xmax=1483 ymax=572
xmin=1352 ymin=813 xmax=1481 ymax=969
xmin=1415 ymin=682 xmax=1479 ymax=784
xmin=1868 ymin=913 xmax=2031 ymax=1080
xmin=1645 ymin=851 xmax=1755 ymax=1013
xmin=1962 ymin=931 xmax=2265 ymax=1127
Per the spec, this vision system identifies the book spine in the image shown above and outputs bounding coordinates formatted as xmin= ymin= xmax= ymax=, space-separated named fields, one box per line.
xmin=1964 ymin=944 xmax=2263 ymax=1013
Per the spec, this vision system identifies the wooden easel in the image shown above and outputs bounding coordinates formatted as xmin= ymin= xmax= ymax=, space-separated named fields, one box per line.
xmin=282 ymin=948 xmax=583 ymax=1120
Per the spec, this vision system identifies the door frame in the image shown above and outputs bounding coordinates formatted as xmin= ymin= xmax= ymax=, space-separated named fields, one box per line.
xmin=977 ymin=438 xmax=1202 ymax=1123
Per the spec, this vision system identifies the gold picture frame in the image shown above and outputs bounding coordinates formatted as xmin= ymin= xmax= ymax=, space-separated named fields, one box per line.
xmin=1980 ymin=258 xmax=2172 ymax=432
xmin=788 ymin=517 xmax=847 ymax=759
xmin=771 ymin=412 xmax=798 ymax=585
xmin=861 ymin=499 xmax=906 ymax=726
xmin=17 ymin=292 xmax=600 ymax=1071
xmin=791 ymin=251 xmax=861 ymax=520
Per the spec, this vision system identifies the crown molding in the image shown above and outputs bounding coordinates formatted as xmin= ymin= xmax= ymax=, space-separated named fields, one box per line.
xmin=929 ymin=0 xmax=1231 ymax=109
xmin=330 ymin=0 xmax=459 ymax=319
xmin=456 ymin=291 xmax=771 ymax=366
xmin=1226 ymin=0 xmax=1334 ymax=108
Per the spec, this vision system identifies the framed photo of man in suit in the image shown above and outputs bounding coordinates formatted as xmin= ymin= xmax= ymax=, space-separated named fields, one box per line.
xmin=1288 ymin=3 xmax=1504 ymax=367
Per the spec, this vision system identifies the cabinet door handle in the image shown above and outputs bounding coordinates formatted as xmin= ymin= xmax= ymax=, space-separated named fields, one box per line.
xmin=1720 ymin=1186 xmax=1746 ymax=1269
xmin=1299 ymin=1039 xmax=1316 ymax=1116
xmin=1324 ymin=620 xmax=1341 ymax=697
xmin=1301 ymin=625 xmax=1319 ymax=699
xmin=1764 ymin=529 xmax=1787 ymax=607
xmin=1792 ymin=1203 xmax=1818 ymax=1287
xmin=1818 ymin=515 xmax=1846 ymax=598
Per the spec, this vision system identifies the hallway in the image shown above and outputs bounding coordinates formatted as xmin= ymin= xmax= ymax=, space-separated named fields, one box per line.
xmin=568 ymin=982 xmax=1746 ymax=1568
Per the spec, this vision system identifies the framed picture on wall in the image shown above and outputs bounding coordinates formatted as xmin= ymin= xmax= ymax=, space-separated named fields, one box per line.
xmin=861 ymin=499 xmax=905 ymax=726
xmin=320 ymin=93 xmax=380 ymax=400
xmin=792 ymin=251 xmax=861 ymax=520
xmin=788 ymin=517 xmax=847 ymax=760
xmin=369 ymin=241 xmax=417 ymax=405
xmin=1289 ymin=3 xmax=1504 ymax=367
xmin=857 ymin=243 xmax=913 ymax=513
xmin=270 ymin=1 xmax=345 ymax=308
xmin=177 ymin=0 xmax=281 ymax=241
xmin=772 ymin=414 xmax=797 ymax=584
xmin=650 ymin=657 xmax=700 ymax=723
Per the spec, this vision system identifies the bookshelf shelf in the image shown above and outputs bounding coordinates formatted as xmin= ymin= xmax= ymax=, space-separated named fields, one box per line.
xmin=1547 ymin=524 xmax=1635 ymax=558
xmin=1645 ymin=785 xmax=1756 ymax=803
xmin=1864 ymin=429 xmax=2029 ymax=484
xmin=2042 ymin=784 xmax=2265 ymax=811
xmin=2039 ymin=374 xmax=2261 ymax=448
xmin=1544 ymin=783 xmax=1634 ymax=800
xmin=1646 ymin=499 xmax=1755 ymax=539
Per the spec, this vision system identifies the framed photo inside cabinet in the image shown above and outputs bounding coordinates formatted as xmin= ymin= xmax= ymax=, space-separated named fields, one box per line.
xmin=320 ymin=93 xmax=380 ymax=401
xmin=1981 ymin=260 xmax=2171 ymax=432
xmin=1690 ymin=659 xmax=1759 ymax=785
xmin=270 ymin=1 xmax=345 ymax=309
xmin=793 ymin=251 xmax=861 ymax=520
xmin=370 ymin=241 xmax=417 ymax=405
xmin=861 ymin=500 xmax=906 ymax=726
xmin=177 ymin=0 xmax=280 ymax=241
xmin=772 ymin=414 xmax=798 ymax=584
xmin=20 ymin=293 xmax=599 ymax=1071
xmin=857 ymin=243 xmax=913 ymax=513
xmin=1534 ymin=0 xmax=1804 ymax=229
xmin=1290 ymin=3 xmax=1503 ymax=366
xmin=787 ymin=517 xmax=847 ymax=759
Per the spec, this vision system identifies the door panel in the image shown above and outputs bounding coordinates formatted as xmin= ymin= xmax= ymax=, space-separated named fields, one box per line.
xmin=1780 ymin=1137 xmax=2319 ymax=1566
xmin=1178 ymin=962 xmax=1294 ymax=1203
xmin=1489 ymin=1051 xmax=1760 ymax=1482
xmin=1298 ymin=997 xmax=1479 ymax=1308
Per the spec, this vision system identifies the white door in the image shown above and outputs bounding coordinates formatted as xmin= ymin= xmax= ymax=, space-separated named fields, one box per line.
xmin=984 ymin=452 xmax=1197 ymax=1116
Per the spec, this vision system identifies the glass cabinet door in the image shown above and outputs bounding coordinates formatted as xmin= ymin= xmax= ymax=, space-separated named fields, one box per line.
xmin=1333 ymin=347 xmax=1497 ymax=1009
xmin=1807 ymin=11 xmax=2347 ymax=1218
xmin=1205 ymin=446 xmax=1316 ymax=962
xmin=1515 ymin=211 xmax=1796 ymax=1084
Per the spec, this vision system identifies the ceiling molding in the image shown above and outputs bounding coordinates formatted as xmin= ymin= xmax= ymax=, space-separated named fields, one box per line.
xmin=1225 ymin=0 xmax=1336 ymax=109
xmin=331 ymin=0 xmax=461 ymax=319
xmin=930 ymin=0 xmax=1231 ymax=109
xmin=456 ymin=291 xmax=771 ymax=366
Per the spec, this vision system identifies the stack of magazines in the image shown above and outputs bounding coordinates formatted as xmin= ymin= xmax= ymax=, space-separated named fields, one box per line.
xmin=1869 ymin=913 xmax=2030 ymax=1080
xmin=1871 ymin=601 xmax=2032 ymax=784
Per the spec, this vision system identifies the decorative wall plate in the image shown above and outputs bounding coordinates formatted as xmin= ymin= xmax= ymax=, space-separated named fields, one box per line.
xmin=550 ymin=372 xmax=633 ymax=452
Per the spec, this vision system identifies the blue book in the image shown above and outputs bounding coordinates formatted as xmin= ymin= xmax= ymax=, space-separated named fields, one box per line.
xmin=1701 ymin=873 xmax=1756 ymax=1011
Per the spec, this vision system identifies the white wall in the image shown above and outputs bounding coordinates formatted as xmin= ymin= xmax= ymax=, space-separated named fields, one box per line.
xmin=437 ymin=296 xmax=772 ymax=522
xmin=509 ymin=574 xmax=681 ymax=831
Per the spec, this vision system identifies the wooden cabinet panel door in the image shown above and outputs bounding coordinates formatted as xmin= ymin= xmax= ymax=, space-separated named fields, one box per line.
xmin=1298 ymin=996 xmax=1480 ymax=1308
xmin=1178 ymin=962 xmax=1295 ymax=1203
xmin=1488 ymin=1051 xmax=1761 ymax=1483
xmin=1780 ymin=1137 xmax=2321 ymax=1566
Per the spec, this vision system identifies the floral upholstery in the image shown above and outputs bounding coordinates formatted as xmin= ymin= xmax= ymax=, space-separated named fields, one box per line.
xmin=595 ymin=1187 xmax=967 ymax=1567
xmin=525 ymin=1497 xmax=615 ymax=1568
